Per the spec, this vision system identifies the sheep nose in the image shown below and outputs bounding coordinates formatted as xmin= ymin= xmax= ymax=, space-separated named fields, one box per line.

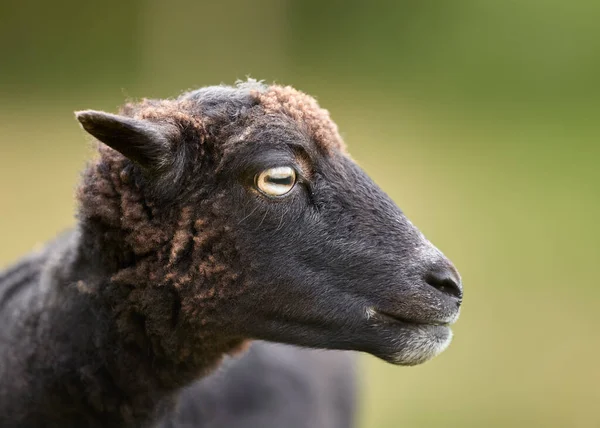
xmin=424 ymin=263 xmax=463 ymax=300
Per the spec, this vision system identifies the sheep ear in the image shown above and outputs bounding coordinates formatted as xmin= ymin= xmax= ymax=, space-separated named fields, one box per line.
xmin=75 ymin=110 xmax=173 ymax=169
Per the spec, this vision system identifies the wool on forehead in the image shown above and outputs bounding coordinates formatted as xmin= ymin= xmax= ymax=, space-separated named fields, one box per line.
xmin=116 ymin=82 xmax=346 ymax=154
xmin=255 ymin=85 xmax=346 ymax=154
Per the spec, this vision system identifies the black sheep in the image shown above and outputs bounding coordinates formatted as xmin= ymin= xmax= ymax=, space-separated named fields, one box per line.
xmin=0 ymin=80 xmax=462 ymax=427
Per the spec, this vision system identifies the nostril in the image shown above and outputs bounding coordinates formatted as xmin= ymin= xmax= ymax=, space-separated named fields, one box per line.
xmin=424 ymin=269 xmax=463 ymax=300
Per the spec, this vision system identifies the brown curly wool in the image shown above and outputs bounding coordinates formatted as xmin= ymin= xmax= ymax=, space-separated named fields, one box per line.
xmin=121 ymin=98 xmax=204 ymax=129
xmin=256 ymin=85 xmax=346 ymax=153
xmin=78 ymin=129 xmax=243 ymax=360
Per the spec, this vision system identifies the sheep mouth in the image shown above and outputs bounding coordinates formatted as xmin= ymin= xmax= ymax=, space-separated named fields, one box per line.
xmin=372 ymin=309 xmax=451 ymax=327
xmin=364 ymin=308 xmax=455 ymax=366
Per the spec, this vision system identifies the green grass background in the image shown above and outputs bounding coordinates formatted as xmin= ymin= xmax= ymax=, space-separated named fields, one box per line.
xmin=1 ymin=1 xmax=598 ymax=426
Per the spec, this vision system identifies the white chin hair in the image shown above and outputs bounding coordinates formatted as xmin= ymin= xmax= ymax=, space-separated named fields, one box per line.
xmin=393 ymin=326 xmax=453 ymax=366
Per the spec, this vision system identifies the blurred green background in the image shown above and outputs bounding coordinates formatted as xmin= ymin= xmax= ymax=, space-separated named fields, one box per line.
xmin=1 ymin=1 xmax=598 ymax=426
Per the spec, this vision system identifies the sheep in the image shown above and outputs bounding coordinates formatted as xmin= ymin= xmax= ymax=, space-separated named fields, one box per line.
xmin=0 ymin=80 xmax=462 ymax=427
xmin=156 ymin=341 xmax=356 ymax=428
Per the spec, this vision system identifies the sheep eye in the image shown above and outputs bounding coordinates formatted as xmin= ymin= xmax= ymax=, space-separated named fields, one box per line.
xmin=255 ymin=167 xmax=297 ymax=197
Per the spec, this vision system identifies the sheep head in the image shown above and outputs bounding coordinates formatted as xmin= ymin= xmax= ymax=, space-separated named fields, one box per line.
xmin=75 ymin=80 xmax=462 ymax=367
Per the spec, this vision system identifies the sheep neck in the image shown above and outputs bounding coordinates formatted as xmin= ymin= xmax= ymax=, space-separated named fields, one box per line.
xmin=26 ymin=147 xmax=247 ymax=425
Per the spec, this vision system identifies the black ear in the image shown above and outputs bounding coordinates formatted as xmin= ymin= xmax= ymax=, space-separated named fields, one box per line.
xmin=76 ymin=110 xmax=174 ymax=169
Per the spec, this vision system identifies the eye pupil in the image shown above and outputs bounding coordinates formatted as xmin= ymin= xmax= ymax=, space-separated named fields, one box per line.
xmin=256 ymin=167 xmax=297 ymax=197
xmin=266 ymin=176 xmax=293 ymax=185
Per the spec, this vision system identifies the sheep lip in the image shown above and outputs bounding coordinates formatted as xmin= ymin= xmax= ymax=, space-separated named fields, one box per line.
xmin=373 ymin=310 xmax=451 ymax=327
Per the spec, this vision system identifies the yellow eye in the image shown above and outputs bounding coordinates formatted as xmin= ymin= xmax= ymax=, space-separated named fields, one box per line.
xmin=255 ymin=167 xmax=297 ymax=197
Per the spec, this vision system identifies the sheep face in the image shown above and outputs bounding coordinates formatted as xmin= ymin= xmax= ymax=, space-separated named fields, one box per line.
xmin=76 ymin=82 xmax=462 ymax=366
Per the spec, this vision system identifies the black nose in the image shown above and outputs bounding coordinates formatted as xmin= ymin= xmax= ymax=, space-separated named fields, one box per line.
xmin=424 ymin=265 xmax=463 ymax=300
